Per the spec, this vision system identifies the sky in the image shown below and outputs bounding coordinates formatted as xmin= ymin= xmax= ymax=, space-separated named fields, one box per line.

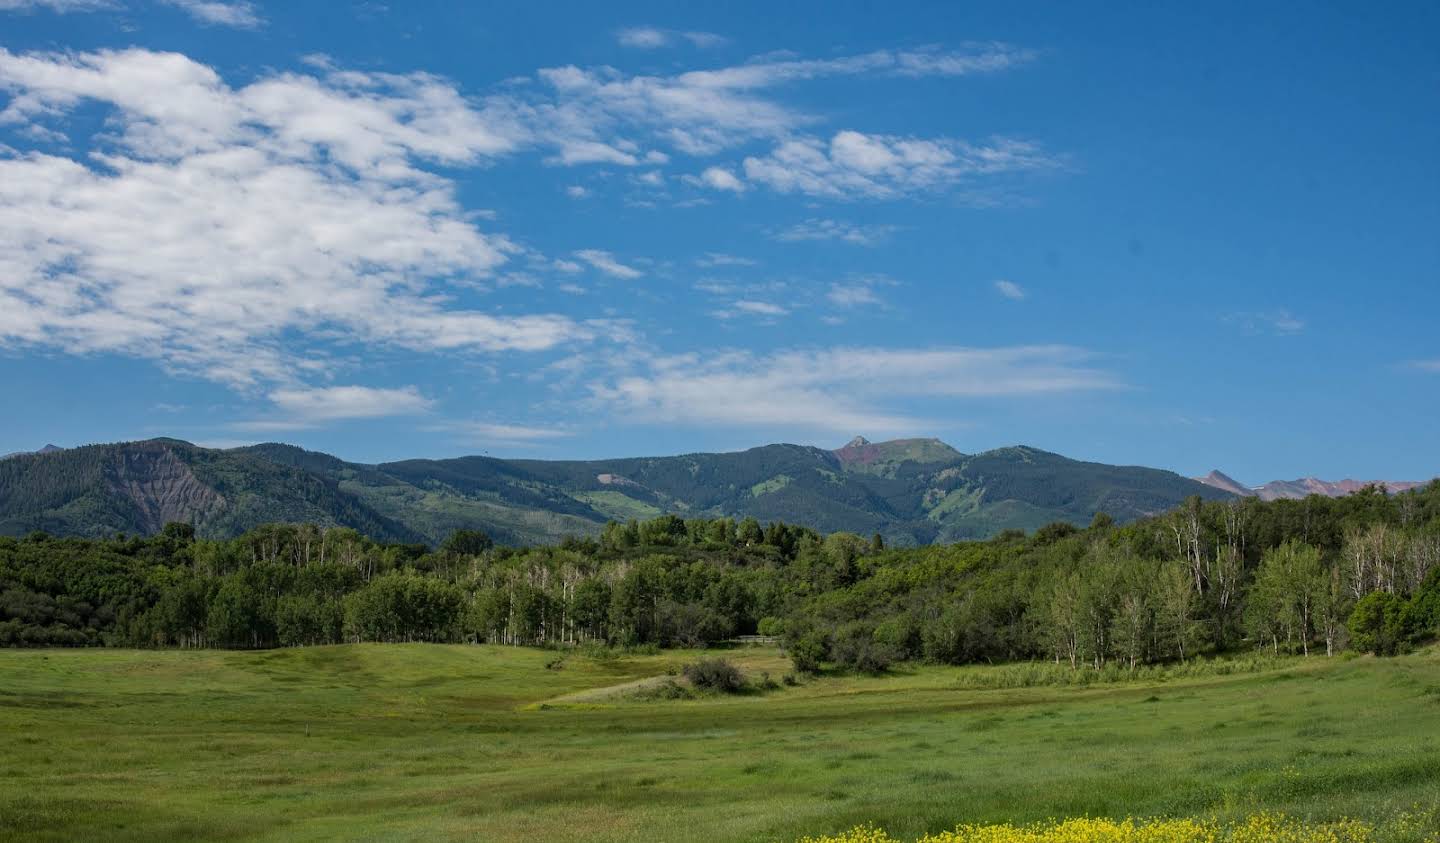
xmin=0 ymin=0 xmax=1436 ymax=484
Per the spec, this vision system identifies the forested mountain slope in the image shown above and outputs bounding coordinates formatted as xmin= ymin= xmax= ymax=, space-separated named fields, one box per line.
xmin=0 ymin=436 xmax=1231 ymax=544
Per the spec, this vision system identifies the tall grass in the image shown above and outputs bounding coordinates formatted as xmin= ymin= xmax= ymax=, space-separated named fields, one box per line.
xmin=950 ymin=652 xmax=1309 ymax=690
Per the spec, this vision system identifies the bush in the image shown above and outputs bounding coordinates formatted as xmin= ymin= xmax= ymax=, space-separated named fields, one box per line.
xmin=630 ymin=678 xmax=692 ymax=701
xmin=757 ymin=616 xmax=784 ymax=637
xmin=787 ymin=631 xmax=827 ymax=674
xmin=682 ymin=657 xmax=744 ymax=692
xmin=830 ymin=622 xmax=901 ymax=674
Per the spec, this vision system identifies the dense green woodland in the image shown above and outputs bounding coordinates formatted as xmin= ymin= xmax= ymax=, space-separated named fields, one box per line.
xmin=3 ymin=482 xmax=1440 ymax=671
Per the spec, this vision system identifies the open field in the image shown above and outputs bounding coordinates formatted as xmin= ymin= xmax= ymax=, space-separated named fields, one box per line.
xmin=2 ymin=646 xmax=1439 ymax=842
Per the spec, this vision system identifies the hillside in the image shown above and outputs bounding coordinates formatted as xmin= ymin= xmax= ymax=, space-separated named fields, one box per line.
xmin=0 ymin=437 xmax=1232 ymax=544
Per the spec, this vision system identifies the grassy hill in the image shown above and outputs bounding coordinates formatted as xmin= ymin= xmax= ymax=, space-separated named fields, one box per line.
xmin=1 ymin=644 xmax=1437 ymax=841
xmin=0 ymin=437 xmax=1231 ymax=544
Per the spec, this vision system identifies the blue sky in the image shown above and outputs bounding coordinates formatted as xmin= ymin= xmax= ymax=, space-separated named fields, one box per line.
xmin=0 ymin=0 xmax=1436 ymax=484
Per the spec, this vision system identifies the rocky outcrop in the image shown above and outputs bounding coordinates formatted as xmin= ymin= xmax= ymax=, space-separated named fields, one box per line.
xmin=106 ymin=443 xmax=225 ymax=533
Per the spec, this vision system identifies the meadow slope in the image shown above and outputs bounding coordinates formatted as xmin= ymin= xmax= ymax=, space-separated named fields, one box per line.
xmin=1 ymin=646 xmax=1439 ymax=842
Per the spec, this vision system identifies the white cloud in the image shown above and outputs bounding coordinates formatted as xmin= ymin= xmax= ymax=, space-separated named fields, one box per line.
xmin=713 ymin=299 xmax=787 ymax=320
xmin=233 ymin=384 xmax=433 ymax=430
xmin=994 ymin=279 xmax=1026 ymax=300
xmin=774 ymin=217 xmax=898 ymax=246
xmin=616 ymin=27 xmax=670 ymax=48
xmin=529 ymin=43 xmax=1034 ymax=160
xmin=0 ymin=47 xmax=586 ymax=389
xmin=616 ymin=26 xmax=727 ymax=49
xmin=686 ymin=165 xmax=745 ymax=192
xmin=159 ymin=0 xmax=263 ymax=28
xmin=590 ymin=345 xmax=1119 ymax=434
xmin=827 ymin=283 xmax=883 ymax=308
xmin=1410 ymin=360 xmax=1440 ymax=373
xmin=427 ymin=420 xmax=571 ymax=444
xmin=0 ymin=0 xmax=114 ymax=11
xmin=574 ymin=249 xmax=642 ymax=279
xmin=744 ymin=130 xmax=1059 ymax=200
xmin=696 ymin=252 xmax=756 ymax=267
xmin=548 ymin=139 xmax=640 ymax=166
xmin=269 ymin=385 xmax=433 ymax=420
xmin=565 ymin=184 xmax=590 ymax=198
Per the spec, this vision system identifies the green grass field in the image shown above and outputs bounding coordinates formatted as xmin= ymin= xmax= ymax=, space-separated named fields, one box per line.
xmin=2 ymin=645 xmax=1439 ymax=842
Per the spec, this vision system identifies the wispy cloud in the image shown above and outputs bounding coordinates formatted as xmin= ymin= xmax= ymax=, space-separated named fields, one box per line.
xmin=425 ymin=420 xmax=571 ymax=446
xmin=589 ymin=345 xmax=1120 ymax=434
xmin=1410 ymin=359 xmax=1440 ymax=373
xmin=232 ymin=385 xmax=433 ymax=430
xmin=994 ymin=279 xmax=1026 ymax=300
xmin=773 ymin=217 xmax=898 ymax=246
xmin=1225 ymin=310 xmax=1306 ymax=336
xmin=159 ymin=0 xmax=263 ymax=28
xmin=529 ymin=43 xmax=1037 ymax=159
xmin=744 ymin=130 xmax=1059 ymax=200
xmin=713 ymin=299 xmax=788 ymax=321
xmin=616 ymin=26 xmax=727 ymax=49
xmin=827 ymin=282 xmax=884 ymax=308
xmin=574 ymin=249 xmax=643 ymax=279
xmin=696 ymin=252 xmax=756 ymax=268
xmin=0 ymin=0 xmax=115 ymax=11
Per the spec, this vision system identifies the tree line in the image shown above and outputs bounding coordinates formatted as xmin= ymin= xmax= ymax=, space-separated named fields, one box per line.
xmin=2 ymin=484 xmax=1439 ymax=672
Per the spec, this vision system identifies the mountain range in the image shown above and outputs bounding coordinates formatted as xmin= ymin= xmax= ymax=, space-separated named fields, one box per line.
xmin=1193 ymin=470 xmax=1426 ymax=501
xmin=0 ymin=436 xmax=1237 ymax=546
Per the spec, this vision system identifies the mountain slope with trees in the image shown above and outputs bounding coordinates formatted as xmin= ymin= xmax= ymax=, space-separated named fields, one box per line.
xmin=0 ymin=438 xmax=1232 ymax=545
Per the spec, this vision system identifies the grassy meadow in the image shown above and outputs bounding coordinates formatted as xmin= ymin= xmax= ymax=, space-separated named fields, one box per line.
xmin=2 ymin=645 xmax=1439 ymax=842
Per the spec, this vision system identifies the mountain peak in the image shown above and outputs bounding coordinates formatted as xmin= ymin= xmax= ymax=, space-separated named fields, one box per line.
xmin=844 ymin=436 xmax=871 ymax=448
xmin=1194 ymin=470 xmax=1255 ymax=498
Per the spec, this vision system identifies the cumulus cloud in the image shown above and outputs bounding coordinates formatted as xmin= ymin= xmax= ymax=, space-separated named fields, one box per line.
xmin=574 ymin=249 xmax=643 ymax=279
xmin=589 ymin=345 xmax=1119 ymax=434
xmin=994 ymin=279 xmax=1025 ymax=300
xmin=159 ymin=0 xmax=263 ymax=28
xmin=743 ymin=130 xmax=1059 ymax=200
xmin=773 ymin=218 xmax=898 ymax=246
xmin=0 ymin=47 xmax=586 ymax=389
xmin=686 ymin=165 xmax=745 ymax=192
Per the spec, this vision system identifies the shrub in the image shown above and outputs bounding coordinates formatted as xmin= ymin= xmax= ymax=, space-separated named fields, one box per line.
xmin=757 ymin=616 xmax=784 ymax=637
xmin=830 ymin=622 xmax=901 ymax=674
xmin=631 ymin=678 xmax=692 ymax=701
xmin=786 ymin=629 xmax=828 ymax=673
xmin=682 ymin=657 xmax=744 ymax=692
